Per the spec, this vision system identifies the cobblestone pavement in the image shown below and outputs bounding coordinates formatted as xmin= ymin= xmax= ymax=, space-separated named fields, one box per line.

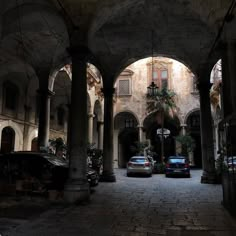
xmin=2 ymin=169 xmax=236 ymax=236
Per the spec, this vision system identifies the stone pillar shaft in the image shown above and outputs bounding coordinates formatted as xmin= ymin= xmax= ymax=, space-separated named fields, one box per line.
xmin=198 ymin=81 xmax=217 ymax=183
xmin=100 ymin=87 xmax=116 ymax=182
xmin=98 ymin=121 xmax=104 ymax=150
xmin=37 ymin=88 xmax=54 ymax=151
xmin=180 ymin=124 xmax=187 ymax=136
xmin=222 ymin=44 xmax=232 ymax=117
xmin=138 ymin=125 xmax=143 ymax=143
xmin=88 ymin=113 xmax=94 ymax=144
xmin=64 ymin=47 xmax=90 ymax=202
xmin=222 ymin=42 xmax=236 ymax=116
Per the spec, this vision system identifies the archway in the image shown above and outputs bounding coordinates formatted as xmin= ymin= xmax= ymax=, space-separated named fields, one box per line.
xmin=31 ymin=137 xmax=38 ymax=151
xmin=143 ymin=112 xmax=180 ymax=162
xmin=0 ymin=126 xmax=15 ymax=153
xmin=114 ymin=112 xmax=139 ymax=168
xmin=186 ymin=110 xmax=202 ymax=168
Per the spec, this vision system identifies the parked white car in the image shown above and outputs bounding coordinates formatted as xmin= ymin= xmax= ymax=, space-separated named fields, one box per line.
xmin=127 ymin=156 xmax=152 ymax=177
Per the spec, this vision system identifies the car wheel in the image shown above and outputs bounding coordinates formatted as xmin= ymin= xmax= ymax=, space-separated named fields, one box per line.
xmin=165 ymin=174 xmax=169 ymax=177
xmin=127 ymin=173 xmax=131 ymax=177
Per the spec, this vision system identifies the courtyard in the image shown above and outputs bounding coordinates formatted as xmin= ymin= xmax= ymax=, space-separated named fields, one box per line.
xmin=1 ymin=169 xmax=236 ymax=236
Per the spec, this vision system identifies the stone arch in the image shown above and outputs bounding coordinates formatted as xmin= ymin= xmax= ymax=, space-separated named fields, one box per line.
xmin=184 ymin=108 xmax=200 ymax=125
xmin=185 ymin=109 xmax=202 ymax=168
xmin=114 ymin=110 xmax=140 ymax=128
xmin=0 ymin=120 xmax=23 ymax=151
xmin=114 ymin=111 xmax=140 ymax=168
xmin=143 ymin=111 xmax=180 ymax=161
xmin=27 ymin=128 xmax=38 ymax=151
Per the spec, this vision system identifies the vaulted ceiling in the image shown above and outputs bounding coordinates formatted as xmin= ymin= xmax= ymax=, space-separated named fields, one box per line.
xmin=0 ymin=0 xmax=235 ymax=85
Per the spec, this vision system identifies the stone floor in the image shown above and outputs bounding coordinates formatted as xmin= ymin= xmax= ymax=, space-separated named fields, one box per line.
xmin=1 ymin=169 xmax=236 ymax=236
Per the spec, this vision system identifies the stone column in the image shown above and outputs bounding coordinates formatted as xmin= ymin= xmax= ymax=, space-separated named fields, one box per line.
xmin=198 ymin=81 xmax=217 ymax=183
xmin=180 ymin=124 xmax=187 ymax=136
xmin=66 ymin=104 xmax=71 ymax=151
xmin=137 ymin=125 xmax=143 ymax=142
xmin=88 ymin=113 xmax=94 ymax=145
xmin=100 ymin=87 xmax=116 ymax=182
xmin=37 ymin=88 xmax=54 ymax=151
xmin=23 ymin=105 xmax=32 ymax=150
xmin=221 ymin=43 xmax=233 ymax=117
xmin=64 ymin=46 xmax=90 ymax=202
xmin=98 ymin=121 xmax=104 ymax=150
xmin=221 ymin=41 xmax=236 ymax=116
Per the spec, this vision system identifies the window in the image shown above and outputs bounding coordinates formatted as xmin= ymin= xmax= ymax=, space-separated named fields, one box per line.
xmin=118 ymin=79 xmax=131 ymax=96
xmin=116 ymin=69 xmax=133 ymax=96
xmin=3 ymin=82 xmax=19 ymax=111
xmin=149 ymin=61 xmax=169 ymax=89
xmin=125 ymin=119 xmax=135 ymax=128
xmin=161 ymin=69 xmax=168 ymax=88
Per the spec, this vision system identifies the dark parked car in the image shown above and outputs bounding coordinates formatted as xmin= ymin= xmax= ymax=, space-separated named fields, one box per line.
xmin=165 ymin=156 xmax=190 ymax=177
xmin=0 ymin=151 xmax=99 ymax=195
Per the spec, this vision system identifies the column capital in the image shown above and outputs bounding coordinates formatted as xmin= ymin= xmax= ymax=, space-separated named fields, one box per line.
xmin=197 ymin=81 xmax=212 ymax=92
xmin=88 ymin=113 xmax=95 ymax=118
xmin=67 ymin=45 xmax=91 ymax=62
xmin=101 ymin=87 xmax=115 ymax=97
xmin=35 ymin=67 xmax=51 ymax=79
xmin=37 ymin=89 xmax=55 ymax=97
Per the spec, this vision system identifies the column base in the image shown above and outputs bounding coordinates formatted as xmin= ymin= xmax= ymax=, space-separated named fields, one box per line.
xmin=99 ymin=172 xmax=116 ymax=182
xmin=64 ymin=179 xmax=90 ymax=203
xmin=201 ymin=171 xmax=217 ymax=184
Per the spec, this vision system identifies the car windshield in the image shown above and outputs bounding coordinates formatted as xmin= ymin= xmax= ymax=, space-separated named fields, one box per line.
xmin=131 ymin=157 xmax=146 ymax=162
xmin=169 ymin=158 xmax=185 ymax=164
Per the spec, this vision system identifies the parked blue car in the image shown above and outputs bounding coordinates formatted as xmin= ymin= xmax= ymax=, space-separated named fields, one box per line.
xmin=165 ymin=156 xmax=190 ymax=177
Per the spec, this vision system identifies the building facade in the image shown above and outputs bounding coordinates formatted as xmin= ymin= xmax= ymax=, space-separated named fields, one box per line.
xmin=114 ymin=57 xmax=201 ymax=167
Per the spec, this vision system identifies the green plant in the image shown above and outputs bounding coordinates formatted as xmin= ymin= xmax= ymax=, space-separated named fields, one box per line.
xmin=48 ymin=137 xmax=67 ymax=157
xmin=215 ymin=155 xmax=227 ymax=175
xmin=131 ymin=141 xmax=149 ymax=156
xmin=154 ymin=162 xmax=166 ymax=174
xmin=175 ymin=135 xmax=196 ymax=156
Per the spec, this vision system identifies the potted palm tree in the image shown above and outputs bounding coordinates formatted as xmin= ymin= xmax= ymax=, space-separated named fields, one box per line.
xmin=146 ymin=86 xmax=176 ymax=163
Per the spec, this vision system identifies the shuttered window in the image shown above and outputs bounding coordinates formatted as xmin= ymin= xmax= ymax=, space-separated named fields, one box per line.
xmin=118 ymin=79 xmax=131 ymax=95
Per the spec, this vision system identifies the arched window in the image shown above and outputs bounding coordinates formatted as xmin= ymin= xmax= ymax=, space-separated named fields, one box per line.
xmin=3 ymin=81 xmax=19 ymax=112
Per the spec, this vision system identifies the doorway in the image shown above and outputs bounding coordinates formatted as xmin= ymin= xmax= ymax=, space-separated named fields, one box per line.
xmin=1 ymin=126 xmax=15 ymax=153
